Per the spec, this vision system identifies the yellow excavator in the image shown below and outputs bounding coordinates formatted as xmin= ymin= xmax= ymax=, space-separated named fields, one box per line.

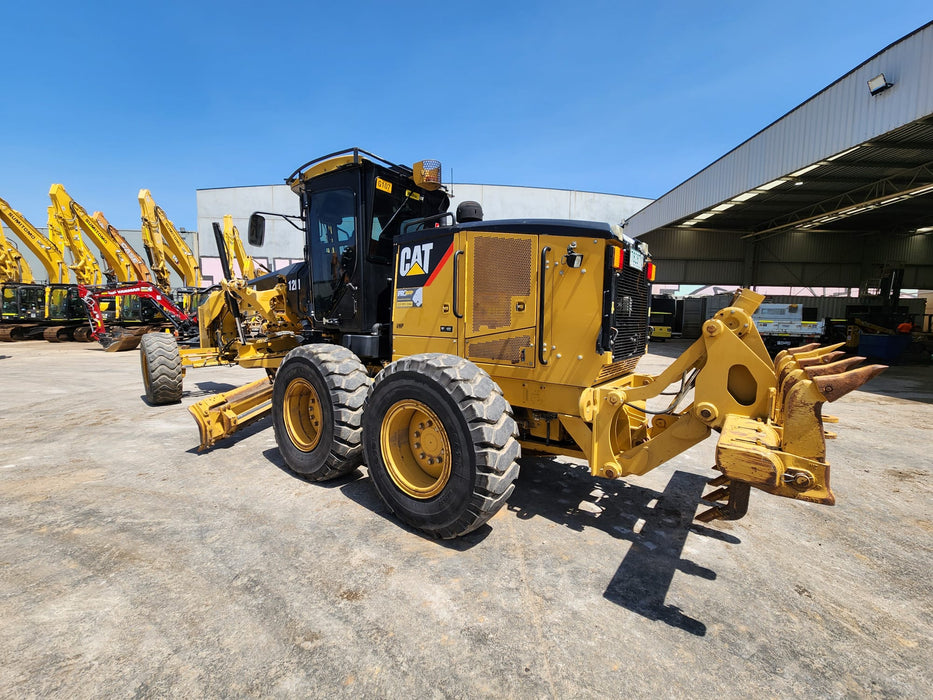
xmin=137 ymin=148 xmax=885 ymax=541
xmin=47 ymin=184 xmax=180 ymax=347
xmin=0 ymin=195 xmax=89 ymax=342
xmin=0 ymin=221 xmax=34 ymax=284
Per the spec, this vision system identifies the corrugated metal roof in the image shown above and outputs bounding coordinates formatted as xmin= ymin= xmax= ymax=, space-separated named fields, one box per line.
xmin=626 ymin=22 xmax=933 ymax=239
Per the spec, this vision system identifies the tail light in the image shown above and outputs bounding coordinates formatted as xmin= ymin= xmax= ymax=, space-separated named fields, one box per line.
xmin=611 ymin=247 xmax=624 ymax=269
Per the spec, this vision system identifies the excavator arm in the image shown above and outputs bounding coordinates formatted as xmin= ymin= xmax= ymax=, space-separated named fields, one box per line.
xmin=223 ymin=215 xmax=268 ymax=280
xmin=0 ymin=221 xmax=34 ymax=283
xmin=138 ymin=189 xmax=201 ymax=289
xmin=47 ymin=204 xmax=103 ymax=285
xmin=93 ymin=211 xmax=152 ymax=283
xmin=49 ymin=184 xmax=141 ymax=284
xmin=0 ymin=195 xmax=70 ymax=284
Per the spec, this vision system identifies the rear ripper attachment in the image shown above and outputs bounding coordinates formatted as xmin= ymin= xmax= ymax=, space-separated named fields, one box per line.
xmin=571 ymin=289 xmax=885 ymax=523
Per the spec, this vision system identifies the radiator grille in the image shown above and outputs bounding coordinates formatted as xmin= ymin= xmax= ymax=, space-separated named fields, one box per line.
xmin=610 ymin=264 xmax=649 ymax=363
xmin=471 ymin=236 xmax=533 ymax=333
xmin=595 ymin=357 xmax=642 ymax=384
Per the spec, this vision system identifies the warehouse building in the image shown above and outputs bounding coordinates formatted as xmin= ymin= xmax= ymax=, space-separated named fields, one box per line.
xmin=625 ymin=22 xmax=933 ymax=294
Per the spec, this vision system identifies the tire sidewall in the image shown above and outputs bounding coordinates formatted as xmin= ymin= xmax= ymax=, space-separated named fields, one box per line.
xmin=363 ymin=370 xmax=477 ymax=532
xmin=272 ymin=353 xmax=336 ymax=476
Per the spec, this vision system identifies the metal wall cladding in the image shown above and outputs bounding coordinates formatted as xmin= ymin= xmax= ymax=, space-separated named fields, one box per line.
xmin=758 ymin=231 xmax=866 ymax=264
xmin=649 ymin=225 xmax=933 ymax=286
xmin=644 ymin=228 xmax=743 ymax=261
xmin=626 ymin=23 xmax=933 ymax=237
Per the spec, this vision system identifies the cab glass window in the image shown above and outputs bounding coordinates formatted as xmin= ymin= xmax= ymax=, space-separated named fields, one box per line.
xmin=308 ymin=188 xmax=357 ymax=320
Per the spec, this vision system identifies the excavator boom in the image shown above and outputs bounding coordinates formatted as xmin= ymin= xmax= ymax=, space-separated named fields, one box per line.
xmin=93 ymin=211 xmax=152 ymax=283
xmin=49 ymin=184 xmax=140 ymax=284
xmin=223 ymin=214 xmax=268 ymax=280
xmin=0 ymin=221 xmax=34 ymax=284
xmin=138 ymin=190 xmax=201 ymax=289
xmin=47 ymin=204 xmax=103 ymax=285
xmin=0 ymin=195 xmax=70 ymax=284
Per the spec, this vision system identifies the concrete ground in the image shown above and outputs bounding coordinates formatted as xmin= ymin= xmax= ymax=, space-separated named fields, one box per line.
xmin=0 ymin=339 xmax=930 ymax=698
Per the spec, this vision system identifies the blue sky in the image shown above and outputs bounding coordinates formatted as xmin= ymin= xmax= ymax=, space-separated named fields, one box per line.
xmin=1 ymin=1 xmax=930 ymax=230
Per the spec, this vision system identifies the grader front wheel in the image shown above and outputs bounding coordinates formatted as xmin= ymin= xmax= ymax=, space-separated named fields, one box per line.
xmin=139 ymin=332 xmax=183 ymax=405
xmin=362 ymin=354 xmax=520 ymax=539
xmin=272 ymin=344 xmax=371 ymax=481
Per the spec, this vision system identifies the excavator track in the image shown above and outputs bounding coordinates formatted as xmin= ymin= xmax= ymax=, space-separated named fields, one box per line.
xmin=43 ymin=325 xmax=70 ymax=343
xmin=0 ymin=324 xmax=36 ymax=341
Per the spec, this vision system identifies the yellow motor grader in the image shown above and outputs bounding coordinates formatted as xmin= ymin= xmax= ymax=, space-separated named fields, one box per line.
xmin=139 ymin=148 xmax=883 ymax=538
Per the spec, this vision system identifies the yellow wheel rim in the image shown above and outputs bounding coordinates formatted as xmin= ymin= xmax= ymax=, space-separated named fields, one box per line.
xmin=380 ymin=399 xmax=452 ymax=499
xmin=283 ymin=377 xmax=324 ymax=452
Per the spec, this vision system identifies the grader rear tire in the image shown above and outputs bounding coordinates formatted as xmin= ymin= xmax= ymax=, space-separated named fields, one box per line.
xmin=139 ymin=332 xmax=183 ymax=405
xmin=362 ymin=354 xmax=520 ymax=539
xmin=272 ymin=344 xmax=371 ymax=481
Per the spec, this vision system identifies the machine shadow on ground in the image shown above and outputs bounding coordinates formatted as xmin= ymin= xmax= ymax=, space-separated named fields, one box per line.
xmin=263 ymin=442 xmax=733 ymax=632
xmin=186 ymin=381 xmax=247 ymax=398
xmin=261 ymin=447 xmax=495 ymax=549
xmin=509 ymin=458 xmax=736 ymax=636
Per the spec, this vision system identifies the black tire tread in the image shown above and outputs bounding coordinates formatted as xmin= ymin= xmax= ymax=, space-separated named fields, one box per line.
xmin=276 ymin=343 xmax=371 ymax=481
xmin=367 ymin=353 xmax=520 ymax=538
xmin=140 ymin=332 xmax=183 ymax=405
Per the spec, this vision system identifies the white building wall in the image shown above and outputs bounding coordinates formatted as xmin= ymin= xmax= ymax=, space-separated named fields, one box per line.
xmin=446 ymin=184 xmax=650 ymax=224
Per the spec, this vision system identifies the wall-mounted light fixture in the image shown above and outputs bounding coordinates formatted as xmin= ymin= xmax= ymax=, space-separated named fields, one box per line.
xmin=867 ymin=73 xmax=893 ymax=96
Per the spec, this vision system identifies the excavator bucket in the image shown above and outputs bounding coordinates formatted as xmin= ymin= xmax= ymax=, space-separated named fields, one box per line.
xmin=703 ymin=339 xmax=886 ymax=521
xmin=99 ymin=326 xmax=152 ymax=352
xmin=188 ymin=376 xmax=274 ymax=450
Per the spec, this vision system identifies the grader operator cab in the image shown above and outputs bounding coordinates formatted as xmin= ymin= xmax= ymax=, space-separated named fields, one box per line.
xmin=140 ymin=148 xmax=884 ymax=539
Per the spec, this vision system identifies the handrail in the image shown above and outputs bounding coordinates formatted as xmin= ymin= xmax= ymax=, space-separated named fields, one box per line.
xmin=452 ymin=250 xmax=464 ymax=319
xmin=538 ymin=246 xmax=551 ymax=365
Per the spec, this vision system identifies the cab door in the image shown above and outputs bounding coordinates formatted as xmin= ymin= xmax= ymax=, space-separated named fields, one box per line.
xmin=304 ymin=174 xmax=362 ymax=331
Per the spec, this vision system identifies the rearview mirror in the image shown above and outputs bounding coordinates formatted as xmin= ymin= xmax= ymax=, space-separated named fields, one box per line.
xmin=248 ymin=213 xmax=265 ymax=246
